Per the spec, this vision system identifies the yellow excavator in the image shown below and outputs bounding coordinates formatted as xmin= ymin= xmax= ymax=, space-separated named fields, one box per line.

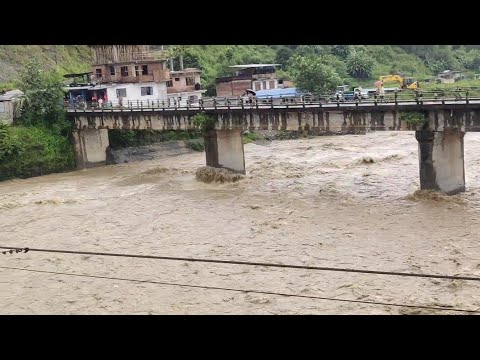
xmin=379 ymin=75 xmax=420 ymax=90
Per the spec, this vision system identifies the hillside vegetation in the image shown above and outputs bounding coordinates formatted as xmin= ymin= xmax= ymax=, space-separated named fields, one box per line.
xmin=2 ymin=45 xmax=480 ymax=94
xmin=0 ymin=45 xmax=91 ymax=85
xmin=176 ymin=45 xmax=480 ymax=95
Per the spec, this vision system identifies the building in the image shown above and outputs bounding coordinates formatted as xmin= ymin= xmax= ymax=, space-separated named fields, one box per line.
xmin=215 ymin=64 xmax=284 ymax=97
xmin=0 ymin=90 xmax=23 ymax=125
xmin=64 ymin=45 xmax=205 ymax=107
xmin=436 ymin=70 xmax=464 ymax=84
xmin=167 ymin=68 xmax=205 ymax=107
xmin=90 ymin=45 xmax=170 ymax=104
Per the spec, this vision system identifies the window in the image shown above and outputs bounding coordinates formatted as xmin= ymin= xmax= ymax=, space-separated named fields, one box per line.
xmin=142 ymin=65 xmax=148 ymax=75
xmin=96 ymin=68 xmax=102 ymax=79
xmin=0 ymin=102 xmax=5 ymax=113
xmin=175 ymin=77 xmax=180 ymax=82
xmin=135 ymin=66 xmax=139 ymax=76
xmin=185 ymin=77 xmax=195 ymax=86
xmin=121 ymin=66 xmax=129 ymax=76
xmin=166 ymin=80 xmax=173 ymax=87
xmin=141 ymin=86 xmax=153 ymax=96
xmin=116 ymin=88 xmax=127 ymax=98
xmin=109 ymin=66 xmax=116 ymax=76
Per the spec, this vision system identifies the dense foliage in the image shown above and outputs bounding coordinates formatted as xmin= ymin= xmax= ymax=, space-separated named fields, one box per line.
xmin=169 ymin=45 xmax=480 ymax=95
xmin=0 ymin=59 xmax=75 ymax=181
xmin=288 ymin=55 xmax=341 ymax=93
xmin=0 ymin=124 xmax=75 ymax=181
xmin=3 ymin=45 xmax=480 ymax=95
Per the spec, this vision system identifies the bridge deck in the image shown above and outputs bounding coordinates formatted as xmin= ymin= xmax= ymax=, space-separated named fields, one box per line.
xmin=66 ymin=99 xmax=480 ymax=114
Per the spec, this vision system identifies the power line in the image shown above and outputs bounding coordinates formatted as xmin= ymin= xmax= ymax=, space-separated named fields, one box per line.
xmin=1 ymin=246 xmax=479 ymax=283
xmin=1 ymin=265 xmax=477 ymax=314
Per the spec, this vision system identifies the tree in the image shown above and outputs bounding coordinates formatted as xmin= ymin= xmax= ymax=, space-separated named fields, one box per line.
xmin=288 ymin=55 xmax=341 ymax=94
xmin=169 ymin=45 xmax=192 ymax=70
xmin=17 ymin=59 xmax=66 ymax=128
xmin=425 ymin=57 xmax=449 ymax=73
xmin=346 ymin=51 xmax=374 ymax=79
xmin=331 ymin=45 xmax=351 ymax=59
xmin=276 ymin=46 xmax=294 ymax=65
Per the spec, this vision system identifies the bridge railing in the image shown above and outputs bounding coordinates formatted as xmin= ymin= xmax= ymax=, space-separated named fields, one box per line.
xmin=65 ymin=89 xmax=480 ymax=112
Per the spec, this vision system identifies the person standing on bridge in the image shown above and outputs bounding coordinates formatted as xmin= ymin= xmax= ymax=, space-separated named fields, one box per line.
xmin=379 ymin=82 xmax=385 ymax=102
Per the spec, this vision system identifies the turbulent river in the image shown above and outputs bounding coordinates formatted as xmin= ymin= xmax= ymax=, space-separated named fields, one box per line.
xmin=1 ymin=131 xmax=480 ymax=314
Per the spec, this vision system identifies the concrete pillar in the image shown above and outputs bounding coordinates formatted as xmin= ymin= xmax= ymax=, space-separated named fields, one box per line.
xmin=71 ymin=129 xmax=109 ymax=169
xmin=415 ymin=129 xmax=465 ymax=195
xmin=204 ymin=129 xmax=246 ymax=174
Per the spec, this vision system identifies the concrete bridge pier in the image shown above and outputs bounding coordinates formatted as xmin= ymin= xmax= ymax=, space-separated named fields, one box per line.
xmin=204 ymin=129 xmax=246 ymax=175
xmin=415 ymin=129 xmax=465 ymax=195
xmin=71 ymin=129 xmax=110 ymax=169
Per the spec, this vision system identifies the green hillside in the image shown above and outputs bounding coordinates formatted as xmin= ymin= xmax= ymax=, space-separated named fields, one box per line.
xmin=177 ymin=45 xmax=480 ymax=95
xmin=0 ymin=45 xmax=91 ymax=85
xmin=2 ymin=45 xmax=480 ymax=94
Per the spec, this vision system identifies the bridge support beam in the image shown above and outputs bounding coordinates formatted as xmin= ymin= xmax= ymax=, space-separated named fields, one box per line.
xmin=204 ymin=129 xmax=246 ymax=174
xmin=415 ymin=129 xmax=465 ymax=195
xmin=72 ymin=129 xmax=110 ymax=169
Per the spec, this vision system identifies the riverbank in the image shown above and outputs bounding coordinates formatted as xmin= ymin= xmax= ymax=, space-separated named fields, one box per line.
xmin=0 ymin=125 xmax=75 ymax=181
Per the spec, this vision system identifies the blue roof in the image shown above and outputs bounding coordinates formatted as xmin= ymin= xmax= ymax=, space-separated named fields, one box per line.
xmin=255 ymin=87 xmax=306 ymax=99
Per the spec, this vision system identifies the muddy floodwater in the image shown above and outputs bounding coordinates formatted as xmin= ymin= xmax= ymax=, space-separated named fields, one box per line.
xmin=1 ymin=131 xmax=480 ymax=314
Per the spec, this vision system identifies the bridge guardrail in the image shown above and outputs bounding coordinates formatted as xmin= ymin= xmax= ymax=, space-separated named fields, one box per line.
xmin=65 ymin=89 xmax=480 ymax=112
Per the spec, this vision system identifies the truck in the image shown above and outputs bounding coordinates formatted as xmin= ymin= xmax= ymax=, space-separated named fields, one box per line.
xmin=333 ymin=85 xmax=369 ymax=101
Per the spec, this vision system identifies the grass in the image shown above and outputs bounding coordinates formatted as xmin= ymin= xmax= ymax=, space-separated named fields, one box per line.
xmin=243 ymin=132 xmax=258 ymax=144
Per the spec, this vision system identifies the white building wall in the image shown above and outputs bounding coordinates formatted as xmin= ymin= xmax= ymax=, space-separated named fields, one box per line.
xmin=105 ymin=82 xmax=168 ymax=104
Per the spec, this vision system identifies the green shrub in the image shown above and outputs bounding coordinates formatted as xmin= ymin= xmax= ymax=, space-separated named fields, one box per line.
xmin=192 ymin=113 xmax=216 ymax=132
xmin=0 ymin=125 xmax=75 ymax=181
xmin=243 ymin=132 xmax=258 ymax=144
xmin=400 ymin=112 xmax=426 ymax=127
xmin=187 ymin=139 xmax=205 ymax=151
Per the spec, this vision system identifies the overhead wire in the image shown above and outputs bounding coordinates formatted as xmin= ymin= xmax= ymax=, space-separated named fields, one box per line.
xmin=1 ymin=265 xmax=477 ymax=314
xmin=1 ymin=246 xmax=480 ymax=282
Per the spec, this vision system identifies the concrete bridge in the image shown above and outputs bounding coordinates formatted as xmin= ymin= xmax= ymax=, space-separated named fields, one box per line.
xmin=67 ymin=98 xmax=480 ymax=195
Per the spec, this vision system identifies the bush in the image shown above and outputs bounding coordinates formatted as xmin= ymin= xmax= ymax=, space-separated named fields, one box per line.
xmin=243 ymin=132 xmax=258 ymax=144
xmin=400 ymin=112 xmax=426 ymax=127
xmin=0 ymin=124 xmax=24 ymax=163
xmin=187 ymin=139 xmax=205 ymax=151
xmin=0 ymin=125 xmax=75 ymax=181
xmin=192 ymin=113 xmax=216 ymax=132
